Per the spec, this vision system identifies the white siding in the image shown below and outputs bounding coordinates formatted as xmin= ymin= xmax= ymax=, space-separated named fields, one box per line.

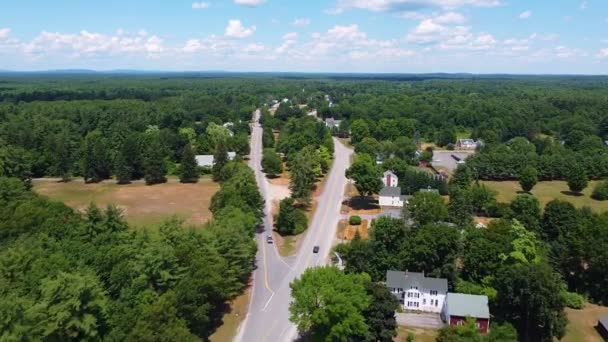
xmin=402 ymin=289 xmax=446 ymax=313
xmin=379 ymin=195 xmax=403 ymax=207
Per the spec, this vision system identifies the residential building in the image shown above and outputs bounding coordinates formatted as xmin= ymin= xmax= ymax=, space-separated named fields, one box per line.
xmin=442 ymin=293 xmax=490 ymax=334
xmin=324 ymin=117 xmax=342 ymax=129
xmin=456 ymin=139 xmax=478 ymax=150
xmin=386 ymin=270 xmax=448 ymax=313
xmin=419 ymin=186 xmax=440 ymax=194
xmin=382 ymin=170 xmax=398 ymax=187
xmin=379 ymin=187 xmax=405 ymax=207
xmin=195 ymin=152 xmax=236 ymax=168
xmin=598 ymin=316 xmax=608 ymax=341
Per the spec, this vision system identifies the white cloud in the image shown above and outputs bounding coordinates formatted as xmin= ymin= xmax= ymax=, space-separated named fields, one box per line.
xmin=224 ymin=20 xmax=256 ymax=39
xmin=519 ymin=10 xmax=531 ymax=19
xmin=434 ymin=12 xmax=466 ymax=24
xmin=292 ymin=18 xmax=311 ymax=26
xmin=282 ymin=32 xmax=298 ymax=41
xmin=580 ymin=1 xmax=588 ymax=10
xmin=233 ymin=0 xmax=266 ymax=7
xmin=554 ymin=46 xmax=586 ymax=58
xmin=22 ymin=30 xmax=165 ymax=57
xmin=597 ymin=48 xmax=608 ymax=58
xmin=327 ymin=0 xmax=502 ymax=14
xmin=0 ymin=28 xmax=10 ymax=40
xmin=192 ymin=2 xmax=210 ymax=9
xmin=243 ymin=43 xmax=266 ymax=53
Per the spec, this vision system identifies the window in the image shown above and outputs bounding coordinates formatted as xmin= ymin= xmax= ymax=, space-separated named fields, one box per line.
xmin=430 ymin=290 xmax=438 ymax=296
xmin=423 ymin=299 xmax=426 ymax=305
xmin=435 ymin=300 xmax=439 ymax=307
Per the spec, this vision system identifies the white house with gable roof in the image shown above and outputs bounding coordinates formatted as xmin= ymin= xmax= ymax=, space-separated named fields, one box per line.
xmin=386 ymin=270 xmax=448 ymax=313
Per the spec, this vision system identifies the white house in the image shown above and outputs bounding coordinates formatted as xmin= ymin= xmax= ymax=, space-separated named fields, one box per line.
xmin=379 ymin=187 xmax=405 ymax=207
xmin=456 ymin=139 xmax=478 ymax=150
xmin=382 ymin=170 xmax=398 ymax=187
xmin=195 ymin=152 xmax=236 ymax=168
xmin=324 ymin=117 xmax=342 ymax=129
xmin=386 ymin=270 xmax=448 ymax=313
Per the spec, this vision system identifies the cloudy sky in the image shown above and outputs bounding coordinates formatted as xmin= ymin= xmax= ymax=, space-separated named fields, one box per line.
xmin=1 ymin=0 xmax=607 ymax=73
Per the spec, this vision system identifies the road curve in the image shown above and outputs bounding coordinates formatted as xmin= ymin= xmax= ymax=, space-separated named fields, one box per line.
xmin=235 ymin=109 xmax=353 ymax=342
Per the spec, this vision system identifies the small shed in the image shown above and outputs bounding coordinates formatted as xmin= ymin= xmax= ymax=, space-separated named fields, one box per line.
xmin=598 ymin=315 xmax=608 ymax=341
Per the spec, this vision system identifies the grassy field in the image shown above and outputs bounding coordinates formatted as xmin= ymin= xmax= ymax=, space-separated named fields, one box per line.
xmin=563 ymin=304 xmax=608 ymax=342
xmin=33 ymin=177 xmax=219 ymax=228
xmin=396 ymin=326 xmax=438 ymax=342
xmin=482 ymin=180 xmax=606 ymax=213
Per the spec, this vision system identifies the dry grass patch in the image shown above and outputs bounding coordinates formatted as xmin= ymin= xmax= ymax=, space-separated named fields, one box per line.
xmin=482 ymin=180 xmax=606 ymax=213
xmin=396 ymin=326 xmax=438 ymax=342
xmin=209 ymin=286 xmax=251 ymax=342
xmin=339 ymin=219 xmax=369 ymax=240
xmin=33 ymin=177 xmax=219 ymax=228
xmin=562 ymin=304 xmax=608 ymax=342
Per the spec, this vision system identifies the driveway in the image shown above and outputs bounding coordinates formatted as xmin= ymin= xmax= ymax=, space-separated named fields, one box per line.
xmin=432 ymin=150 xmax=475 ymax=172
xmin=396 ymin=312 xmax=445 ymax=329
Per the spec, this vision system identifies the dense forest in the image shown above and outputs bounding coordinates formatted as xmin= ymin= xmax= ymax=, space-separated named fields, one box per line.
xmin=1 ymin=74 xmax=608 ymax=341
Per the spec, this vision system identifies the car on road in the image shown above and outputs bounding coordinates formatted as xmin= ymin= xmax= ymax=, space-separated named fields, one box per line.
xmin=313 ymin=245 xmax=320 ymax=253
xmin=266 ymin=236 xmax=273 ymax=244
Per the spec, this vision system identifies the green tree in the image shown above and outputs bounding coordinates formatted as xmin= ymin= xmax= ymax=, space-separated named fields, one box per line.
xmin=566 ymin=162 xmax=588 ymax=193
xmin=363 ymin=281 xmax=399 ymax=342
xmin=143 ymin=135 xmax=167 ymax=185
xmin=275 ymin=197 xmax=308 ymax=235
xmin=493 ymin=262 xmax=568 ymax=342
xmin=81 ymin=131 xmax=111 ymax=183
xmin=409 ymin=192 xmax=448 ymax=225
xmin=345 ymin=153 xmax=382 ymax=198
xmin=179 ymin=144 xmax=199 ymax=183
xmin=262 ymin=148 xmax=283 ymax=176
xmin=212 ymin=142 xmax=229 ymax=182
xmin=289 ymin=147 xmax=318 ymax=205
xmin=115 ymin=143 xmax=133 ymax=184
xmin=508 ymin=194 xmax=541 ymax=235
xmin=289 ymin=266 xmax=371 ymax=341
xmin=519 ymin=166 xmax=538 ymax=193
xmin=50 ymin=130 xmax=73 ymax=182
xmin=31 ymin=272 xmax=109 ymax=341
xmin=350 ymin=119 xmax=370 ymax=144
xmin=591 ymin=180 xmax=608 ymax=200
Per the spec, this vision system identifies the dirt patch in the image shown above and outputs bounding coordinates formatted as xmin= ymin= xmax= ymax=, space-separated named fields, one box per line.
xmin=563 ymin=304 xmax=608 ymax=342
xmin=210 ymin=286 xmax=251 ymax=342
xmin=33 ymin=177 xmax=219 ymax=228
xmin=339 ymin=219 xmax=369 ymax=240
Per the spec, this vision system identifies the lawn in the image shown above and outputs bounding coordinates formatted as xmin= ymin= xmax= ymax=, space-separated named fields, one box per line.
xmin=563 ymin=304 xmax=608 ymax=342
xmin=482 ymin=180 xmax=606 ymax=213
xmin=33 ymin=177 xmax=219 ymax=228
xmin=396 ymin=326 xmax=438 ymax=342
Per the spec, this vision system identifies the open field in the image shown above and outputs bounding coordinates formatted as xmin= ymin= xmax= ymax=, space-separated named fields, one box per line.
xmin=33 ymin=177 xmax=219 ymax=227
xmin=563 ymin=304 xmax=608 ymax=342
xmin=396 ymin=326 xmax=438 ymax=342
xmin=338 ymin=219 xmax=369 ymax=240
xmin=482 ymin=180 xmax=606 ymax=213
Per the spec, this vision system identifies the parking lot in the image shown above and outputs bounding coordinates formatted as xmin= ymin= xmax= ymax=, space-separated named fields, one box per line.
xmin=432 ymin=150 xmax=475 ymax=173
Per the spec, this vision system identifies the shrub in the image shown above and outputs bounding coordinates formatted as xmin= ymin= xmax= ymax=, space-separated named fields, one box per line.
xmin=591 ymin=180 xmax=608 ymax=201
xmin=446 ymin=143 xmax=455 ymax=151
xmin=561 ymin=291 xmax=586 ymax=309
xmin=276 ymin=197 xmax=308 ymax=235
xmin=349 ymin=215 xmax=362 ymax=225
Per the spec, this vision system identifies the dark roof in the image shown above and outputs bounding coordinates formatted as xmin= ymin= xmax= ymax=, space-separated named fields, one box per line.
xmin=600 ymin=315 xmax=608 ymax=329
xmin=446 ymin=293 xmax=490 ymax=319
xmin=380 ymin=186 xmax=401 ymax=197
xmin=386 ymin=270 xmax=448 ymax=293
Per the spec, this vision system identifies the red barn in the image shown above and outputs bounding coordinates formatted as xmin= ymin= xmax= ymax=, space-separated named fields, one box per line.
xmin=442 ymin=293 xmax=490 ymax=334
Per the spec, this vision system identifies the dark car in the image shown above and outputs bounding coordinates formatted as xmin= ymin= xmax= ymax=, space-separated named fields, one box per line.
xmin=313 ymin=245 xmax=320 ymax=253
xmin=266 ymin=236 xmax=273 ymax=244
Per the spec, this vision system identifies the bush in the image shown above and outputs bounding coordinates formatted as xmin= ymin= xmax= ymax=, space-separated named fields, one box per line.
xmin=349 ymin=215 xmax=362 ymax=225
xmin=276 ymin=197 xmax=308 ymax=235
xmin=446 ymin=143 xmax=455 ymax=151
xmin=561 ymin=291 xmax=586 ymax=309
xmin=591 ymin=180 xmax=608 ymax=200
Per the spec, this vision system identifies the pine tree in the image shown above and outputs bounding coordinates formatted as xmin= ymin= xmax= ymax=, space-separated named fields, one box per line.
xmin=179 ymin=144 xmax=199 ymax=183
xmin=81 ymin=131 xmax=111 ymax=183
xmin=143 ymin=137 xmax=167 ymax=185
xmin=566 ymin=162 xmax=588 ymax=194
xmin=212 ymin=142 xmax=229 ymax=182
xmin=52 ymin=130 xmax=72 ymax=182
xmin=114 ymin=145 xmax=132 ymax=184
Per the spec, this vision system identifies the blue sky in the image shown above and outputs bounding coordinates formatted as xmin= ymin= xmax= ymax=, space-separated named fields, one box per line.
xmin=0 ymin=0 xmax=607 ymax=73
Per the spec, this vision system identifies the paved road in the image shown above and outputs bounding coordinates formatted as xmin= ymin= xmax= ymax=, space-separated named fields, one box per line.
xmin=235 ymin=109 xmax=353 ymax=342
